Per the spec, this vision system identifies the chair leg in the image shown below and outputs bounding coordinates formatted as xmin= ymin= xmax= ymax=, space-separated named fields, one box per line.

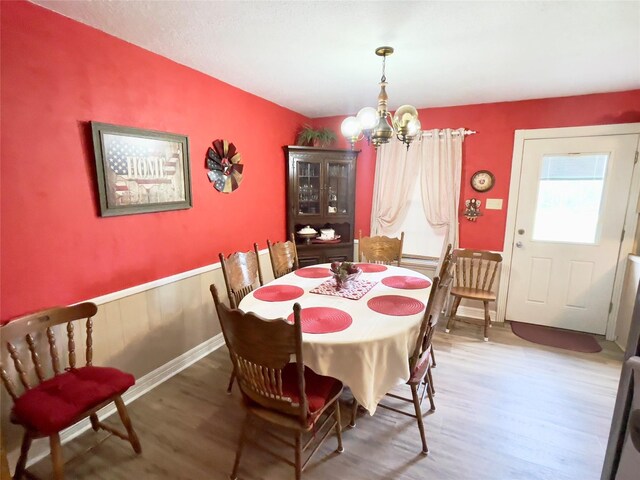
xmin=410 ymin=384 xmax=428 ymax=455
xmin=334 ymin=402 xmax=344 ymax=453
xmin=349 ymin=398 xmax=359 ymax=427
xmin=13 ymin=431 xmax=32 ymax=480
xmin=483 ymin=300 xmax=490 ymax=341
xmin=445 ymin=296 xmax=461 ymax=333
xmin=90 ymin=413 xmax=100 ymax=432
xmin=426 ymin=379 xmax=436 ymax=412
xmin=427 ymin=365 xmax=436 ymax=395
xmin=294 ymin=432 xmax=302 ymax=480
xmin=227 ymin=371 xmax=236 ymax=394
xmin=430 ymin=345 xmax=437 ymax=367
xmin=114 ymin=396 xmax=142 ymax=454
xmin=49 ymin=433 xmax=64 ymax=480
xmin=231 ymin=415 xmax=250 ymax=480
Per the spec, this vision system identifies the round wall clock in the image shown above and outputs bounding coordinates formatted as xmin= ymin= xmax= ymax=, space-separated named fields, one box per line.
xmin=470 ymin=170 xmax=495 ymax=192
xmin=206 ymin=139 xmax=244 ymax=193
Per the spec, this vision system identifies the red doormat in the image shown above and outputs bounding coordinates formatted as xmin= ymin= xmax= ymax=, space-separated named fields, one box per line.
xmin=510 ymin=321 xmax=602 ymax=353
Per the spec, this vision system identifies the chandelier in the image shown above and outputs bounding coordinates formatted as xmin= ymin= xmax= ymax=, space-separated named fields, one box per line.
xmin=341 ymin=46 xmax=421 ymax=150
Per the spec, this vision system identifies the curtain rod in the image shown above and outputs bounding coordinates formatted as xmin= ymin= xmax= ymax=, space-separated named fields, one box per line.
xmin=421 ymin=129 xmax=477 ymax=138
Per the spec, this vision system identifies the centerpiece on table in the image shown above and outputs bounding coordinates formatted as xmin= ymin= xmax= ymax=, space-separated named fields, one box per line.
xmin=330 ymin=261 xmax=362 ymax=290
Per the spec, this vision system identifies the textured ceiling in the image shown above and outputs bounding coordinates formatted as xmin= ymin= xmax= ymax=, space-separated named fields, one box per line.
xmin=32 ymin=1 xmax=640 ymax=118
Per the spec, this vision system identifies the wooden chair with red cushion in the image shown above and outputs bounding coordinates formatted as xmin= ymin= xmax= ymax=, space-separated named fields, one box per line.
xmin=350 ymin=274 xmax=449 ymax=455
xmin=210 ymin=285 xmax=344 ymax=480
xmin=267 ymin=233 xmax=299 ymax=279
xmin=0 ymin=303 xmax=141 ymax=479
xmin=219 ymin=243 xmax=264 ymax=394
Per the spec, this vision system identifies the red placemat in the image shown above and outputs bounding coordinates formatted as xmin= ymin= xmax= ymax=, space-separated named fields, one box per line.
xmin=287 ymin=307 xmax=352 ymax=334
xmin=357 ymin=263 xmax=388 ymax=273
xmin=367 ymin=295 xmax=425 ymax=316
xmin=253 ymin=285 xmax=304 ymax=302
xmin=382 ymin=276 xmax=431 ymax=290
xmin=310 ymin=279 xmax=378 ymax=300
xmin=295 ymin=267 xmax=332 ymax=278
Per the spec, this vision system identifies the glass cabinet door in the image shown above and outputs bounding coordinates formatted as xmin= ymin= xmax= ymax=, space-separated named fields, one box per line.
xmin=326 ymin=162 xmax=351 ymax=215
xmin=296 ymin=161 xmax=322 ymax=215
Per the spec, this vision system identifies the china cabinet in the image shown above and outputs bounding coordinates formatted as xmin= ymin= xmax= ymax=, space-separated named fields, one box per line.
xmin=284 ymin=146 xmax=359 ymax=267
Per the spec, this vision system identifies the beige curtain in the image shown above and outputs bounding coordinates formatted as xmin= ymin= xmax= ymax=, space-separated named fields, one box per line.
xmin=418 ymin=128 xmax=465 ymax=249
xmin=370 ymin=128 xmax=465 ymax=252
xmin=369 ymin=138 xmax=421 ymax=236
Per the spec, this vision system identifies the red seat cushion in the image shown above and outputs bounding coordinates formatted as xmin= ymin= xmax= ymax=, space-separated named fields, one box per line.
xmin=410 ymin=351 xmax=431 ymax=384
xmin=280 ymin=363 xmax=341 ymax=416
xmin=12 ymin=366 xmax=135 ymax=435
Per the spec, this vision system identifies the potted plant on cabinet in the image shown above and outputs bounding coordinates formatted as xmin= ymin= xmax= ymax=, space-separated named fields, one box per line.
xmin=296 ymin=124 xmax=337 ymax=148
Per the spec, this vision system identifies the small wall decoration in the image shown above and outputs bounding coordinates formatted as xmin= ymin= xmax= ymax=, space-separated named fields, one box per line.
xmin=470 ymin=170 xmax=495 ymax=192
xmin=206 ymin=139 xmax=244 ymax=193
xmin=463 ymin=198 xmax=482 ymax=221
xmin=91 ymin=122 xmax=192 ymax=217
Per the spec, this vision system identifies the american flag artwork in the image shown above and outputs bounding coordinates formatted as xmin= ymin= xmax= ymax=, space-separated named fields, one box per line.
xmin=103 ymin=133 xmax=186 ymax=207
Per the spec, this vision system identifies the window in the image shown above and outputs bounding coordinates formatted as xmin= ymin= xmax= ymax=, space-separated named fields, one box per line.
xmin=531 ymin=154 xmax=609 ymax=244
xmin=388 ymin=177 xmax=446 ymax=258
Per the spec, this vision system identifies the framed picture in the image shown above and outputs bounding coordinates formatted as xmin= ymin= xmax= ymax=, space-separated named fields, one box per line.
xmin=91 ymin=122 xmax=192 ymax=217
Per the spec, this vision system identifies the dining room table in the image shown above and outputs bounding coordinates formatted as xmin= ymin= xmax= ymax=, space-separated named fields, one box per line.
xmin=238 ymin=262 xmax=432 ymax=414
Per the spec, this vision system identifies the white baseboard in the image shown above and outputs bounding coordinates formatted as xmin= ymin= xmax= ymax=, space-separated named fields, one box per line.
xmin=9 ymin=333 xmax=225 ymax=471
xmin=455 ymin=305 xmax=499 ymax=323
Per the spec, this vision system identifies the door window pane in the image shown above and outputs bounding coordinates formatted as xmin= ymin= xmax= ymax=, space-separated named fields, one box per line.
xmin=532 ymin=154 xmax=609 ymax=243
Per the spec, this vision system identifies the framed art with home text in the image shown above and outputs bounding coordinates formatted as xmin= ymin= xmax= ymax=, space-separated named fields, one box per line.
xmin=91 ymin=122 xmax=192 ymax=217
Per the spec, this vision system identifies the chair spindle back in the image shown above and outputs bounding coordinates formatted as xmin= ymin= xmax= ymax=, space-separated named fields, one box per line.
xmin=0 ymin=303 xmax=98 ymax=401
xmin=358 ymin=230 xmax=404 ymax=266
xmin=267 ymin=233 xmax=299 ymax=279
xmin=211 ymin=285 xmax=308 ymax=425
xmin=219 ymin=243 xmax=264 ymax=308
xmin=410 ymin=277 xmax=448 ymax=373
xmin=452 ymin=249 xmax=502 ymax=293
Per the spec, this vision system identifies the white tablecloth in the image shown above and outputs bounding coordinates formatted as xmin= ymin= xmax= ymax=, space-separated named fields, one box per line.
xmin=238 ymin=264 xmax=432 ymax=413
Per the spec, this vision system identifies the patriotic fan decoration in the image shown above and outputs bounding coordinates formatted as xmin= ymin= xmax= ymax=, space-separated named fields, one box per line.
xmin=206 ymin=139 xmax=244 ymax=193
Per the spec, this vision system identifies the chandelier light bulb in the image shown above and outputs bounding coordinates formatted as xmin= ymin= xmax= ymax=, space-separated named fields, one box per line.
xmin=340 ymin=116 xmax=362 ymax=138
xmin=392 ymin=105 xmax=419 ymax=130
xmin=356 ymin=107 xmax=378 ymax=131
xmin=407 ymin=118 xmax=421 ymax=137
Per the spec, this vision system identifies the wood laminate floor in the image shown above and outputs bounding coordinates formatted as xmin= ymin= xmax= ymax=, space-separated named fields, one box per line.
xmin=26 ymin=321 xmax=623 ymax=480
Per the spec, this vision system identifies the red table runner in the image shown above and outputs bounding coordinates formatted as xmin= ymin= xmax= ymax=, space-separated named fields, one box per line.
xmin=310 ymin=278 xmax=377 ymax=300
xmin=287 ymin=307 xmax=352 ymax=334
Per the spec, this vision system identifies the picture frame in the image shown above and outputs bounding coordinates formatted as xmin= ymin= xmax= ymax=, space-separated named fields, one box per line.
xmin=91 ymin=122 xmax=192 ymax=217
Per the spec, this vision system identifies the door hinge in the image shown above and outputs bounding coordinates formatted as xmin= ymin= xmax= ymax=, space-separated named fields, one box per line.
xmin=635 ymin=151 xmax=639 ymax=164
xmin=621 ymin=228 xmax=626 ymax=243
xmin=609 ymin=302 xmax=613 ymax=314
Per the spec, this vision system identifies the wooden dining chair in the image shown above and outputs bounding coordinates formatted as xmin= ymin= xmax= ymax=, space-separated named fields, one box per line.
xmin=351 ymin=275 xmax=449 ymax=454
xmin=358 ymin=230 xmax=405 ymax=266
xmin=445 ymin=249 xmax=503 ymax=341
xmin=267 ymin=233 xmax=299 ymax=279
xmin=219 ymin=244 xmax=264 ymax=394
xmin=0 ymin=303 xmax=141 ymax=479
xmin=429 ymin=243 xmax=453 ymax=369
xmin=210 ymin=285 xmax=344 ymax=480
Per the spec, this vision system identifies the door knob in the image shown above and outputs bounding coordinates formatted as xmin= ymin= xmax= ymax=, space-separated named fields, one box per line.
xmin=515 ymin=241 xmax=523 ymax=248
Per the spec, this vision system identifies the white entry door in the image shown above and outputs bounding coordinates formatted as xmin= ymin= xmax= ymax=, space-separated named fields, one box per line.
xmin=506 ymin=134 xmax=639 ymax=334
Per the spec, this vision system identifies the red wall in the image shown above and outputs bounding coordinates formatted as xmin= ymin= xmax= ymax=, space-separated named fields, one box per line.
xmin=0 ymin=1 xmax=308 ymax=321
xmin=313 ymin=90 xmax=640 ymax=250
